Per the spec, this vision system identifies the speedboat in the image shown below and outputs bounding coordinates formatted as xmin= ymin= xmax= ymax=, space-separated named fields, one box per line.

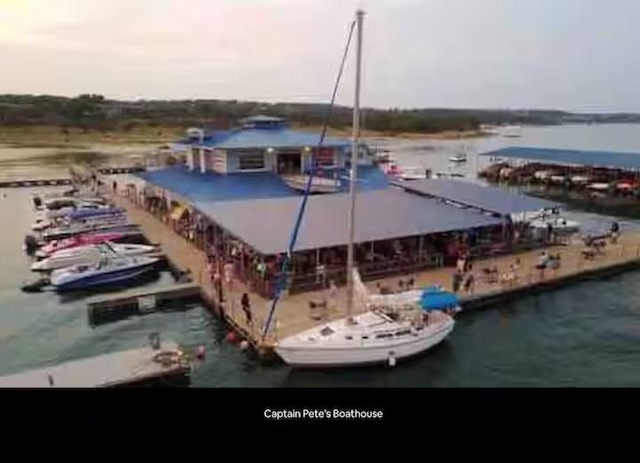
xmin=32 ymin=242 xmax=156 ymax=271
xmin=42 ymin=221 xmax=138 ymax=241
xmin=529 ymin=216 xmax=580 ymax=234
xmin=49 ymin=255 xmax=160 ymax=292
xmin=394 ymin=166 xmax=430 ymax=181
xmin=36 ymin=232 xmax=126 ymax=259
xmin=519 ymin=209 xmax=580 ymax=234
xmin=449 ymin=153 xmax=467 ymax=163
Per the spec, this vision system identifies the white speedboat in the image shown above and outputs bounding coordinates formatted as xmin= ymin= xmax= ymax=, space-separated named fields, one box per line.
xmin=31 ymin=242 xmax=156 ymax=271
xmin=519 ymin=209 xmax=580 ymax=234
xmin=529 ymin=216 xmax=580 ymax=234
xmin=394 ymin=166 xmax=430 ymax=181
xmin=449 ymin=153 xmax=467 ymax=163
xmin=49 ymin=255 xmax=160 ymax=292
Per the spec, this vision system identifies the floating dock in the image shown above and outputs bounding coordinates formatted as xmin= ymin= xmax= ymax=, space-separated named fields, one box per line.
xmin=0 ymin=341 xmax=190 ymax=388
xmin=87 ymin=283 xmax=202 ymax=326
xmin=0 ymin=178 xmax=72 ymax=188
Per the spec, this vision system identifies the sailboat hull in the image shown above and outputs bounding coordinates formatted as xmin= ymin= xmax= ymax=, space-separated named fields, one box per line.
xmin=275 ymin=317 xmax=454 ymax=368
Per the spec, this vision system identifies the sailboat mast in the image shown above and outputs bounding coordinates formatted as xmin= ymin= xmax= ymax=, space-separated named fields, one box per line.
xmin=346 ymin=9 xmax=364 ymax=321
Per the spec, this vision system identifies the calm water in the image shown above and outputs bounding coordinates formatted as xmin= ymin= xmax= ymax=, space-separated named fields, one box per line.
xmin=1 ymin=125 xmax=640 ymax=387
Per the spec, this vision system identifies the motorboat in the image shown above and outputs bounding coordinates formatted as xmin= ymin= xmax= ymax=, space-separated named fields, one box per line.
xmin=42 ymin=223 xmax=140 ymax=242
xmin=502 ymin=125 xmax=523 ymax=138
xmin=271 ymin=12 xmax=456 ymax=368
xmin=36 ymin=232 xmax=127 ymax=259
xmin=449 ymin=153 xmax=467 ymax=163
xmin=393 ymin=166 xmax=430 ymax=181
xmin=529 ymin=216 xmax=581 ymax=234
xmin=43 ymin=197 xmax=106 ymax=211
xmin=31 ymin=242 xmax=156 ymax=271
xmin=49 ymin=255 xmax=160 ymax=292
xmin=34 ymin=213 xmax=129 ymax=234
xmin=518 ymin=209 xmax=580 ymax=234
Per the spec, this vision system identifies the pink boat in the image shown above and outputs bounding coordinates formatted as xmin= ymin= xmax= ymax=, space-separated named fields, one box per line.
xmin=35 ymin=232 xmax=124 ymax=258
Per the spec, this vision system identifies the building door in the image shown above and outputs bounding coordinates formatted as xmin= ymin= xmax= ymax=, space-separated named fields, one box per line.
xmin=277 ymin=152 xmax=302 ymax=175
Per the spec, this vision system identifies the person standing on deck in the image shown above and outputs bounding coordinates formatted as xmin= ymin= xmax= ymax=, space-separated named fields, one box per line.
xmin=241 ymin=293 xmax=252 ymax=325
xmin=224 ymin=261 xmax=234 ymax=291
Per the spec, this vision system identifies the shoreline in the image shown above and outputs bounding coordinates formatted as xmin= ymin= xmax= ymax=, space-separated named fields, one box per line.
xmin=0 ymin=124 xmax=489 ymax=148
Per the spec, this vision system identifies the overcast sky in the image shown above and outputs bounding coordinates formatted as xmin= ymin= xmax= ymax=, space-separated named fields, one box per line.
xmin=1 ymin=0 xmax=639 ymax=111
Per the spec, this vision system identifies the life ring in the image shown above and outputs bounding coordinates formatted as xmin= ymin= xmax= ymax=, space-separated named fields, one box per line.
xmin=153 ymin=349 xmax=184 ymax=367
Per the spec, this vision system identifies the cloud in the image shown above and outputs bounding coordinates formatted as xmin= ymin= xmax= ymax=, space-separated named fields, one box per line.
xmin=1 ymin=0 xmax=640 ymax=111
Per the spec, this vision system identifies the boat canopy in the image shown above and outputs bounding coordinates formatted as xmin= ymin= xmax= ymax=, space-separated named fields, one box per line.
xmin=420 ymin=287 xmax=460 ymax=311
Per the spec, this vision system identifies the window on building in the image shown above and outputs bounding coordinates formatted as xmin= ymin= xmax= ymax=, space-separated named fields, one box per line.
xmin=238 ymin=154 xmax=265 ymax=170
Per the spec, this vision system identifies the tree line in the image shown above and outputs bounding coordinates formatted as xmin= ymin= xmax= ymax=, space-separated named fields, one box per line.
xmin=1 ymin=94 xmax=638 ymax=133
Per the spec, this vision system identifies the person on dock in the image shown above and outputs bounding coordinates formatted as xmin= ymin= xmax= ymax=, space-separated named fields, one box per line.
xmin=452 ymin=271 xmax=463 ymax=293
xmin=241 ymin=293 xmax=252 ymax=325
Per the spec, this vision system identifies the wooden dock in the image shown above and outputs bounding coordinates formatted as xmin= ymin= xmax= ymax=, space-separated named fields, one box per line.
xmin=0 ymin=341 xmax=190 ymax=388
xmin=107 ymin=188 xmax=640 ymax=358
xmin=87 ymin=283 xmax=202 ymax=326
xmin=0 ymin=178 xmax=72 ymax=188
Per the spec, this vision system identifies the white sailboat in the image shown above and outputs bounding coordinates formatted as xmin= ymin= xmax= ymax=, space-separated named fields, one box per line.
xmin=274 ymin=10 xmax=455 ymax=368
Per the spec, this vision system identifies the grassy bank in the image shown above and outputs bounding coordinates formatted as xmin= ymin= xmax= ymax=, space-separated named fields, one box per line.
xmin=298 ymin=125 xmax=488 ymax=140
xmin=0 ymin=124 xmax=488 ymax=147
xmin=0 ymin=125 xmax=184 ymax=146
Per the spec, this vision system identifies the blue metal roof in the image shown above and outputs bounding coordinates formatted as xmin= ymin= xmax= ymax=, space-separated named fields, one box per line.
xmin=194 ymin=188 xmax=503 ymax=254
xmin=136 ymin=166 xmax=300 ymax=203
xmin=178 ymin=127 xmax=351 ymax=151
xmin=481 ymin=146 xmax=640 ymax=170
xmin=391 ymin=178 xmax=560 ymax=215
xmin=136 ymin=164 xmax=389 ymax=204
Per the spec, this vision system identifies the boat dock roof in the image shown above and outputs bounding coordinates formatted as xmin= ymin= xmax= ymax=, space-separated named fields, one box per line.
xmin=481 ymin=146 xmax=640 ymax=170
xmin=391 ymin=178 xmax=561 ymax=215
xmin=0 ymin=341 xmax=187 ymax=388
xmin=194 ymin=188 xmax=503 ymax=254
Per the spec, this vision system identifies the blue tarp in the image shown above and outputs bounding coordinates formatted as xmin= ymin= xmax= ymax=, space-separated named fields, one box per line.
xmin=480 ymin=146 xmax=640 ymax=171
xmin=136 ymin=167 xmax=301 ymax=203
xmin=392 ymin=178 xmax=560 ymax=215
xmin=420 ymin=288 xmax=459 ymax=311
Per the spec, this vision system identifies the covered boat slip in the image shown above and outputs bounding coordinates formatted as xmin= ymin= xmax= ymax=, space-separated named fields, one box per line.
xmin=390 ymin=178 xmax=560 ymax=216
xmin=481 ymin=146 xmax=640 ymax=171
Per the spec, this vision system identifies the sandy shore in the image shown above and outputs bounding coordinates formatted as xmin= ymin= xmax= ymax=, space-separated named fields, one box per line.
xmin=0 ymin=126 xmax=183 ymax=146
xmin=0 ymin=124 xmax=488 ymax=147
xmin=297 ymin=125 xmax=489 ymax=140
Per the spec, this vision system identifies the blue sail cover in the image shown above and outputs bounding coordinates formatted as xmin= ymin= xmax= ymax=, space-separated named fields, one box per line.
xmin=420 ymin=287 xmax=460 ymax=311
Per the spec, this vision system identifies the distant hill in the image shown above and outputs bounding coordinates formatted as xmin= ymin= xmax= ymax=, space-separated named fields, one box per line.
xmin=1 ymin=94 xmax=639 ymax=134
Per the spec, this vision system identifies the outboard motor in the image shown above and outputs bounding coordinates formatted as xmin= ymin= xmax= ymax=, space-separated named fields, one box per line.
xmin=32 ymin=196 xmax=42 ymax=209
xmin=24 ymin=234 xmax=39 ymax=256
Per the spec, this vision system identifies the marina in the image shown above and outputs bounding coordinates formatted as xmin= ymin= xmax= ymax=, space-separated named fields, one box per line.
xmin=2 ymin=4 xmax=640 ymax=386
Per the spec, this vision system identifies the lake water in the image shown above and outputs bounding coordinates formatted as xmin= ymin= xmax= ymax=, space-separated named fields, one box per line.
xmin=1 ymin=124 xmax=640 ymax=387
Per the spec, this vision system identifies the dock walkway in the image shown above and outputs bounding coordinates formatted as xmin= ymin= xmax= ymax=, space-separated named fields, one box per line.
xmin=109 ymin=187 xmax=640 ymax=356
xmin=0 ymin=341 xmax=188 ymax=388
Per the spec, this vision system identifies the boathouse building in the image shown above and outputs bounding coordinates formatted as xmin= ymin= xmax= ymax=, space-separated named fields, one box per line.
xmin=119 ymin=116 xmax=557 ymax=297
